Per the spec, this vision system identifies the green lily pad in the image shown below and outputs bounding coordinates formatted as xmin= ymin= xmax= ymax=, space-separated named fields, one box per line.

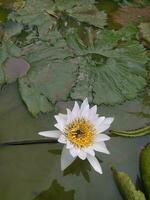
xmin=8 ymin=0 xmax=57 ymax=40
xmin=67 ymin=27 xmax=148 ymax=105
xmin=67 ymin=5 xmax=107 ymax=28
xmin=140 ymin=143 xmax=150 ymax=199
xmin=19 ymin=30 xmax=78 ymax=115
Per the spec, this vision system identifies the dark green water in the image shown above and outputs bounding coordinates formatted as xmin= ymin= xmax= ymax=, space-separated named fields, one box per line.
xmin=0 ymin=83 xmax=149 ymax=200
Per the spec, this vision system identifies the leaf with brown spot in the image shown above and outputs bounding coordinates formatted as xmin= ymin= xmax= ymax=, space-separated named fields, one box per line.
xmin=110 ymin=6 xmax=150 ymax=27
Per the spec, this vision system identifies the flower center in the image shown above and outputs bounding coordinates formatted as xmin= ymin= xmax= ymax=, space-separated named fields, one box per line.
xmin=65 ymin=118 xmax=95 ymax=148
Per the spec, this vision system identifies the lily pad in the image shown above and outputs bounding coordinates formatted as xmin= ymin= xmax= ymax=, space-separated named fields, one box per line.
xmin=8 ymin=0 xmax=57 ymax=40
xmin=18 ymin=30 xmax=78 ymax=115
xmin=67 ymin=5 xmax=107 ymax=28
xmin=67 ymin=27 xmax=148 ymax=105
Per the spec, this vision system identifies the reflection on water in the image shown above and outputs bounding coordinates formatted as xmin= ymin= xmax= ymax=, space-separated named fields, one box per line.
xmin=34 ymin=180 xmax=75 ymax=200
xmin=48 ymin=148 xmax=92 ymax=182
xmin=63 ymin=158 xmax=92 ymax=183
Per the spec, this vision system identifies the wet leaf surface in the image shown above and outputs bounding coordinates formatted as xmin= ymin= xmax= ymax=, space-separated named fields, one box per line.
xmin=140 ymin=144 xmax=150 ymax=199
xmin=112 ymin=167 xmax=146 ymax=200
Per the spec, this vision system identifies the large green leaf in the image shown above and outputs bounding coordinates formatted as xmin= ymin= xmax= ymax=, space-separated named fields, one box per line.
xmin=65 ymin=5 xmax=107 ymax=28
xmin=8 ymin=0 xmax=106 ymax=42
xmin=140 ymin=144 xmax=150 ymax=200
xmin=112 ymin=167 xmax=146 ymax=200
xmin=8 ymin=0 xmax=57 ymax=40
xmin=19 ymin=30 xmax=78 ymax=115
xmin=67 ymin=27 xmax=148 ymax=105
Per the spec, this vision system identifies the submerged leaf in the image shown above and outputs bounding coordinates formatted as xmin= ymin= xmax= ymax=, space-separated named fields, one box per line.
xmin=0 ymin=39 xmax=21 ymax=85
xmin=140 ymin=144 xmax=150 ymax=199
xmin=4 ymin=57 xmax=30 ymax=83
xmin=111 ymin=167 xmax=146 ymax=200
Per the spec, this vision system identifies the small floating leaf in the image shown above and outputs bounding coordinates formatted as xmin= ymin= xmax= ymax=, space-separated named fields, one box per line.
xmin=111 ymin=167 xmax=146 ymax=200
xmin=140 ymin=144 xmax=150 ymax=199
xmin=110 ymin=124 xmax=150 ymax=137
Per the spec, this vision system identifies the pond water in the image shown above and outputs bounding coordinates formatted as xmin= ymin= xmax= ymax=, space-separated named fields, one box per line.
xmin=0 ymin=0 xmax=150 ymax=199
xmin=0 ymin=83 xmax=149 ymax=200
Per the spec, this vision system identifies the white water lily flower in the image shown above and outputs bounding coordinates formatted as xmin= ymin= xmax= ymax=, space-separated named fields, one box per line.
xmin=38 ymin=98 xmax=114 ymax=174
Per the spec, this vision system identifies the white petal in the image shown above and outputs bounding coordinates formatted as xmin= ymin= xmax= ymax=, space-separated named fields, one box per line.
xmin=72 ymin=101 xmax=80 ymax=117
xmin=66 ymin=141 xmax=74 ymax=149
xmin=66 ymin=108 xmax=73 ymax=123
xmin=54 ymin=114 xmax=67 ymax=131
xmin=78 ymin=150 xmax=87 ymax=160
xmin=80 ymin=98 xmax=89 ymax=110
xmin=58 ymin=134 xmax=67 ymax=144
xmin=87 ymin=155 xmax=102 ymax=174
xmin=93 ymin=142 xmax=110 ymax=154
xmin=54 ymin=123 xmax=64 ymax=132
xmin=70 ymin=148 xmax=78 ymax=157
xmin=94 ymin=134 xmax=110 ymax=142
xmin=96 ymin=117 xmax=114 ymax=133
xmin=84 ymin=146 xmax=95 ymax=156
xmin=38 ymin=130 xmax=61 ymax=138
xmin=94 ymin=117 xmax=105 ymax=129
xmin=61 ymin=146 xmax=76 ymax=170
xmin=88 ymin=105 xmax=99 ymax=122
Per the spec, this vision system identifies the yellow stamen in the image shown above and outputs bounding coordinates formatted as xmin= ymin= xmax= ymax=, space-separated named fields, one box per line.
xmin=65 ymin=118 xmax=95 ymax=148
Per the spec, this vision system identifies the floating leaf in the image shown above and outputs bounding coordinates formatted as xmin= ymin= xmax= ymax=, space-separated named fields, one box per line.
xmin=18 ymin=30 xmax=78 ymax=115
xmin=140 ymin=144 xmax=150 ymax=199
xmin=111 ymin=167 xmax=146 ymax=200
xmin=110 ymin=124 xmax=150 ymax=137
xmin=34 ymin=180 xmax=74 ymax=200
xmin=67 ymin=27 xmax=148 ymax=105
xmin=19 ymin=77 xmax=52 ymax=116
xmin=139 ymin=22 xmax=150 ymax=47
xmin=8 ymin=0 xmax=57 ymax=40
xmin=68 ymin=5 xmax=107 ymax=28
